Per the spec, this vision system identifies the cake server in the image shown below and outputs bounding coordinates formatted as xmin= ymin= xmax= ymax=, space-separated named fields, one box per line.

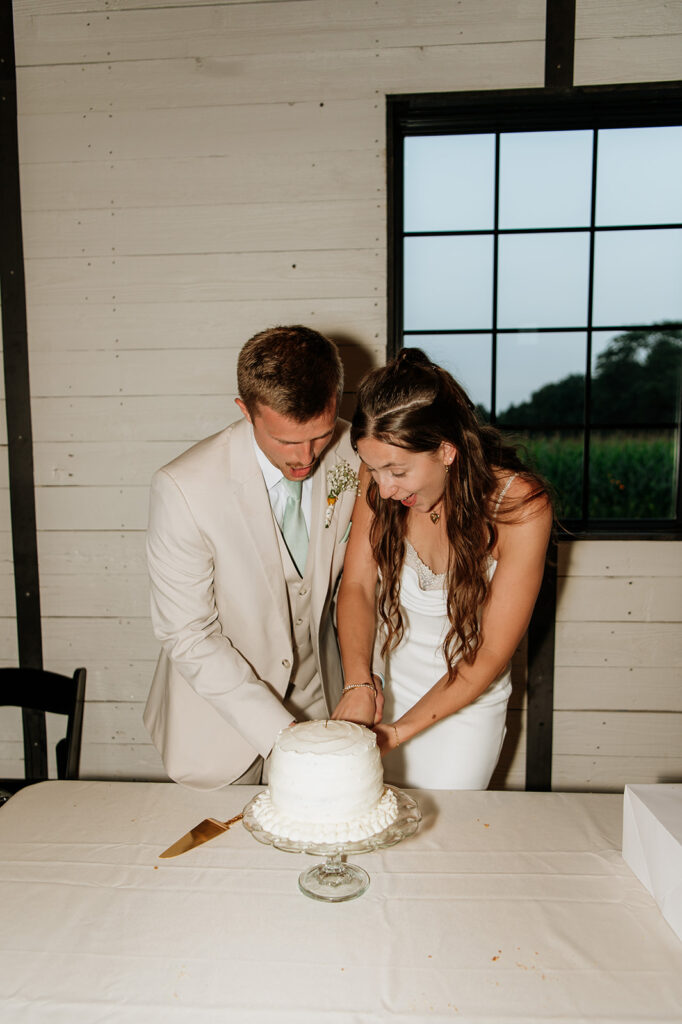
xmin=159 ymin=812 xmax=243 ymax=858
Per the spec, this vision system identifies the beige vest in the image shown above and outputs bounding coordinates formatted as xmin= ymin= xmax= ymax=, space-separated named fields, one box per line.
xmin=274 ymin=515 xmax=327 ymax=722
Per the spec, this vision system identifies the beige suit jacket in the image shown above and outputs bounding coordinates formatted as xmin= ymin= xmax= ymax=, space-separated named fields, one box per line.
xmin=143 ymin=416 xmax=358 ymax=789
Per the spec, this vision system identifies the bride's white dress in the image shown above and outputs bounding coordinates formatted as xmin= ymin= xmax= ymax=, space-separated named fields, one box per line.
xmin=381 ymin=540 xmax=512 ymax=790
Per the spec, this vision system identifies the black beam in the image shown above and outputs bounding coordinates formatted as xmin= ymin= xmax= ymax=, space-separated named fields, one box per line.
xmin=545 ymin=0 xmax=576 ymax=88
xmin=0 ymin=1 xmax=45 ymax=769
xmin=386 ymin=100 xmax=403 ymax=360
xmin=526 ymin=540 xmax=557 ymax=790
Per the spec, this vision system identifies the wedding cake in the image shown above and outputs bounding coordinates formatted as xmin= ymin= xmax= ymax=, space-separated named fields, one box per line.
xmin=251 ymin=720 xmax=399 ymax=843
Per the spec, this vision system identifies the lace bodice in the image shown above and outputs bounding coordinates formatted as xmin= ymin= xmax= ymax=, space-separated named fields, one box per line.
xmin=404 ymin=540 xmax=446 ymax=592
xmin=403 ymin=474 xmax=517 ymax=593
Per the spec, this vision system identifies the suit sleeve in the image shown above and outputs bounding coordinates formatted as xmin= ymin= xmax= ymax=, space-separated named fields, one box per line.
xmin=146 ymin=468 xmax=294 ymax=757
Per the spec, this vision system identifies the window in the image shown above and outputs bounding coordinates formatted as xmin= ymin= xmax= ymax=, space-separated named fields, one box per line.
xmin=389 ymin=85 xmax=682 ymax=534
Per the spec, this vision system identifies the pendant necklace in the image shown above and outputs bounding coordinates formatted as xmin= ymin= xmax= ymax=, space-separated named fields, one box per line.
xmin=429 ymin=465 xmax=450 ymax=524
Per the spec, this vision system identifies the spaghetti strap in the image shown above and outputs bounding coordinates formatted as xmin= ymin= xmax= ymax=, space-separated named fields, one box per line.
xmin=492 ymin=473 xmax=517 ymax=519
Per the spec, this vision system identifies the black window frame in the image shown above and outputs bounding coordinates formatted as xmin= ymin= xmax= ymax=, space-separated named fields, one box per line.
xmin=387 ymin=82 xmax=682 ymax=539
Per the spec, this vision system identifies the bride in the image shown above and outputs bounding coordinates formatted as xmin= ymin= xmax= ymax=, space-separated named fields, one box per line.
xmin=332 ymin=348 xmax=552 ymax=790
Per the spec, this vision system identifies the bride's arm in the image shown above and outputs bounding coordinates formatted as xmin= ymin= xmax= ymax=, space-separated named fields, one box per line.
xmin=376 ymin=482 xmax=552 ymax=753
xmin=332 ymin=465 xmax=384 ymax=726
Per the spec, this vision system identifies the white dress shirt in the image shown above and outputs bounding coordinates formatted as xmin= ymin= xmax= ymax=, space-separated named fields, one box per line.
xmin=250 ymin=425 xmax=313 ymax=532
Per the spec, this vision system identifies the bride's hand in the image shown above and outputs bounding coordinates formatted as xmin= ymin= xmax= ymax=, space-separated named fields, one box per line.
xmin=373 ymin=683 xmax=384 ymax=725
xmin=373 ymin=722 xmax=396 ymax=755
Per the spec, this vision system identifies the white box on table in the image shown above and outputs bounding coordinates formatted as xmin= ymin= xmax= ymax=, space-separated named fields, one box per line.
xmin=622 ymin=784 xmax=682 ymax=941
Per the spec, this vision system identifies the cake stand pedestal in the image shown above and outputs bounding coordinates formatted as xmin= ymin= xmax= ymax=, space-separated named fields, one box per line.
xmin=242 ymin=787 xmax=421 ymax=903
xmin=298 ymin=852 xmax=370 ymax=902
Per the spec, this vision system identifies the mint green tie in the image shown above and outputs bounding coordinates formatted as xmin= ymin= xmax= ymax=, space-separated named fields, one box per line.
xmin=280 ymin=478 xmax=308 ymax=575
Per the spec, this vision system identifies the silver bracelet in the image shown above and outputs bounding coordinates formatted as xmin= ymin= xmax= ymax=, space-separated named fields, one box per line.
xmin=341 ymin=682 xmax=376 ymax=696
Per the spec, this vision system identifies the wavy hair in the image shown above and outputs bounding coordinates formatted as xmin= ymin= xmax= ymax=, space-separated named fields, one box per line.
xmin=351 ymin=348 xmax=550 ymax=679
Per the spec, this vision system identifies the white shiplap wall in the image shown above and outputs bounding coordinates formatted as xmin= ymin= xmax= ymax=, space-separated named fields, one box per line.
xmin=553 ymin=541 xmax=682 ymax=790
xmin=2 ymin=0 xmax=680 ymax=789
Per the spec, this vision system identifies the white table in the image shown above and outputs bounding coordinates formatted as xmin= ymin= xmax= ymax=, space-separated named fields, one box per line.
xmin=1 ymin=781 xmax=681 ymax=1023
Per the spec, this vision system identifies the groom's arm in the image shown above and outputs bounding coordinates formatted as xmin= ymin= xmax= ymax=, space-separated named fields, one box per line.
xmin=147 ymin=468 xmax=294 ymax=757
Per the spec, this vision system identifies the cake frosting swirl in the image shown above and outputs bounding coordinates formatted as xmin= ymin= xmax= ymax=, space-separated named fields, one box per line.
xmin=251 ymin=720 xmax=399 ymax=843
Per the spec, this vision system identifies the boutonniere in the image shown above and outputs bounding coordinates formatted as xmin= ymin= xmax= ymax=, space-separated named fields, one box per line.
xmin=325 ymin=460 xmax=359 ymax=527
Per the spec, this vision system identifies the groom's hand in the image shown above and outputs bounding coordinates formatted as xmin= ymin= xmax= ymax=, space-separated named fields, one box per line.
xmin=331 ymin=684 xmax=377 ymax=729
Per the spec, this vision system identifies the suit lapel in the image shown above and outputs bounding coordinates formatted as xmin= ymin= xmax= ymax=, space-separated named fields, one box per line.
xmin=228 ymin=420 xmax=290 ymax=639
xmin=310 ymin=429 xmax=350 ymax=608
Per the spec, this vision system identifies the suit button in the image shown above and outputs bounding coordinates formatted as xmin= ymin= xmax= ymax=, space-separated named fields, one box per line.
xmin=282 ymin=658 xmax=291 ymax=669
xmin=299 ymin=586 xmax=308 ymax=596
xmin=295 ymin=618 xmax=303 ymax=626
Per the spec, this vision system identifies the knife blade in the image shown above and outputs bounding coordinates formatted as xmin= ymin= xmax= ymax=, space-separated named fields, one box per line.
xmin=159 ymin=812 xmax=243 ymax=858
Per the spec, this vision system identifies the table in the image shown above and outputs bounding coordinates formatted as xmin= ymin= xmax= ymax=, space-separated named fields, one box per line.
xmin=1 ymin=781 xmax=681 ymax=1023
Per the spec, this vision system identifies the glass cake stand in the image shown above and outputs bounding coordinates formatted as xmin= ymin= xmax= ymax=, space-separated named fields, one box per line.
xmin=242 ymin=786 xmax=421 ymax=903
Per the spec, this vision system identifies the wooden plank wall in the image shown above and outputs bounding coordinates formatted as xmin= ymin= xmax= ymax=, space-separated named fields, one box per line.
xmin=2 ymin=0 xmax=680 ymax=789
xmin=553 ymin=542 xmax=682 ymax=789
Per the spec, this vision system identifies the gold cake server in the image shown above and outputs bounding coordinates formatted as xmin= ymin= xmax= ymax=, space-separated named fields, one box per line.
xmin=159 ymin=812 xmax=243 ymax=858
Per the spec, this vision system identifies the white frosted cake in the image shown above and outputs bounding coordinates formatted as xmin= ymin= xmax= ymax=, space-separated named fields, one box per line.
xmin=251 ymin=720 xmax=399 ymax=843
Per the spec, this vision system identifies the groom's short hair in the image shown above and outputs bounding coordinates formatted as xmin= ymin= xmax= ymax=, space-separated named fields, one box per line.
xmin=237 ymin=325 xmax=344 ymax=421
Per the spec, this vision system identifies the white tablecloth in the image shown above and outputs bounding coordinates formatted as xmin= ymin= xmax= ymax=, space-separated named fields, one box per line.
xmin=1 ymin=781 xmax=681 ymax=1023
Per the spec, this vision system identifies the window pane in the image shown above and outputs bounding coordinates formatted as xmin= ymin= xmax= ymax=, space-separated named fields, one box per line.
xmin=588 ymin=428 xmax=677 ymax=519
xmin=593 ymin=229 xmax=682 ymax=327
xmin=496 ymin=332 xmax=586 ymax=426
xmin=497 ymin=233 xmax=590 ymax=329
xmin=403 ymin=236 xmax=493 ymax=330
xmin=505 ymin=430 xmax=584 ymax=520
xmin=596 ymin=126 xmax=682 ymax=226
xmin=588 ymin=327 xmax=680 ymax=519
xmin=499 ymin=130 xmax=593 ymax=229
xmin=406 ymin=333 xmax=492 ymax=414
xmin=404 ymin=134 xmax=495 ymax=231
xmin=591 ymin=327 xmax=682 ymax=428
xmin=398 ymin=97 xmax=682 ymax=531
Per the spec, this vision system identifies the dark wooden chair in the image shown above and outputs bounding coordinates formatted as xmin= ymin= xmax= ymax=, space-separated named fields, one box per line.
xmin=0 ymin=667 xmax=86 ymax=803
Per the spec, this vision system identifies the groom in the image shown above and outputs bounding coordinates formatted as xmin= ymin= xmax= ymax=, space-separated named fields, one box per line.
xmin=144 ymin=325 xmax=361 ymax=788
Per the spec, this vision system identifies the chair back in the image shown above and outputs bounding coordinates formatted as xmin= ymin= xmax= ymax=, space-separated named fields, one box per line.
xmin=0 ymin=667 xmax=86 ymax=785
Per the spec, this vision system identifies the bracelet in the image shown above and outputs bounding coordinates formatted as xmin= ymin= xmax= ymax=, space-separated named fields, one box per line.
xmin=392 ymin=724 xmax=400 ymax=747
xmin=341 ymin=682 xmax=376 ymax=696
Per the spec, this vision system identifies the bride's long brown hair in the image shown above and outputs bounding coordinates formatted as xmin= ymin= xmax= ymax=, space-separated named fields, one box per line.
xmin=351 ymin=348 xmax=550 ymax=680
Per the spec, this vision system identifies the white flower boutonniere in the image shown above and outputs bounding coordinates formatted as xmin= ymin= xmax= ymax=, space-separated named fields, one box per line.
xmin=325 ymin=460 xmax=359 ymax=528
